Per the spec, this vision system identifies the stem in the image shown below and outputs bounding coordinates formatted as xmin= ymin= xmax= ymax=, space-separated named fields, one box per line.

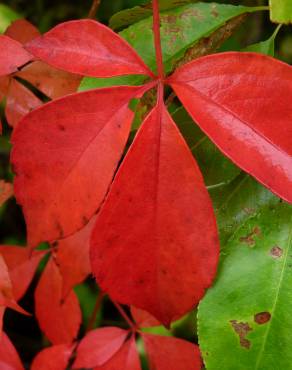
xmin=86 ymin=292 xmax=104 ymax=332
xmin=88 ymin=0 xmax=101 ymax=19
xmin=152 ymin=0 xmax=164 ymax=79
xmin=112 ymin=301 xmax=136 ymax=331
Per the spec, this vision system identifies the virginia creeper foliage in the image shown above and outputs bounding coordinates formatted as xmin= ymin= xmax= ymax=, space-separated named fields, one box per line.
xmin=0 ymin=0 xmax=292 ymax=368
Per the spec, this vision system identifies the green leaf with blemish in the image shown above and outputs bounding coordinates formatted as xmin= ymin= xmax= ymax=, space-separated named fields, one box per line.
xmin=269 ymin=0 xmax=292 ymax=24
xmin=172 ymin=106 xmax=240 ymax=187
xmin=79 ymin=2 xmax=266 ymax=91
xmin=0 ymin=4 xmax=20 ymax=34
xmin=198 ymin=202 xmax=292 ymax=370
xmin=109 ymin=0 xmax=199 ymax=30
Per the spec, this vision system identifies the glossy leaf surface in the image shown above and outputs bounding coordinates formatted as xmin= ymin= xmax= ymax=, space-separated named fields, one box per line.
xmin=0 ymin=35 xmax=31 ymax=76
xmin=81 ymin=3 xmax=261 ymax=91
xmin=12 ymin=86 xmax=147 ymax=246
xmin=0 ymin=332 xmax=24 ymax=370
xmin=26 ymin=20 xmax=153 ymax=78
xmin=90 ymin=101 xmax=219 ymax=326
xmin=31 ymin=344 xmax=73 ymax=370
xmin=73 ymin=327 xmax=128 ymax=368
xmin=198 ymin=202 xmax=292 ymax=369
xmin=169 ymin=52 xmax=292 ymax=203
xmin=35 ymin=258 xmax=81 ymax=344
xmin=142 ymin=333 xmax=202 ymax=369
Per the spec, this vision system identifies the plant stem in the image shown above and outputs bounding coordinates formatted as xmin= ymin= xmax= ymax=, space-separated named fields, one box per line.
xmin=152 ymin=0 xmax=164 ymax=79
xmin=86 ymin=291 xmax=104 ymax=332
xmin=112 ymin=301 xmax=136 ymax=331
xmin=88 ymin=0 xmax=101 ymax=19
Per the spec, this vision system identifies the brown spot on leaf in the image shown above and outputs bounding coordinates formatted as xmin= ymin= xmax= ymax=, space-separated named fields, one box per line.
xmin=254 ymin=312 xmax=271 ymax=325
xmin=270 ymin=246 xmax=283 ymax=258
xmin=211 ymin=5 xmax=219 ymax=17
xmin=239 ymin=226 xmax=261 ymax=247
xmin=230 ymin=320 xmax=252 ymax=349
xmin=58 ymin=124 xmax=65 ymax=131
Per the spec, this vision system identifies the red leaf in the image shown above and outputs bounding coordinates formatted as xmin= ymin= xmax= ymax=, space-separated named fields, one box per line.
xmin=16 ymin=61 xmax=81 ymax=99
xmin=31 ymin=344 xmax=73 ymax=370
xmin=131 ymin=306 xmax=161 ymax=328
xmin=35 ymin=257 xmax=81 ymax=344
xmin=73 ymin=327 xmax=128 ymax=368
xmin=5 ymin=19 xmax=40 ymax=44
xmin=0 ymin=246 xmax=44 ymax=301
xmin=142 ymin=333 xmax=202 ymax=370
xmin=0 ymin=253 xmax=28 ymax=318
xmin=0 ymin=181 xmax=13 ymax=207
xmin=90 ymin=100 xmax=219 ymax=326
xmin=94 ymin=336 xmax=141 ymax=370
xmin=26 ymin=20 xmax=153 ymax=78
xmin=0 ymin=35 xmax=32 ymax=76
xmin=11 ymin=85 xmax=149 ymax=246
xmin=55 ymin=217 xmax=95 ymax=298
xmin=5 ymin=78 xmax=42 ymax=128
xmin=0 ymin=76 xmax=9 ymax=102
xmin=168 ymin=52 xmax=292 ymax=203
xmin=0 ymin=332 xmax=24 ymax=370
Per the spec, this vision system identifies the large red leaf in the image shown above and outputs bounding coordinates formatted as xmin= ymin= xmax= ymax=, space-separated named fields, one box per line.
xmin=55 ymin=216 xmax=95 ymax=298
xmin=0 ymin=181 xmax=13 ymax=207
xmin=5 ymin=79 xmax=42 ymax=128
xmin=31 ymin=344 xmax=73 ymax=370
xmin=5 ymin=19 xmax=40 ymax=44
xmin=11 ymin=85 xmax=149 ymax=246
xmin=35 ymin=258 xmax=81 ymax=344
xmin=142 ymin=333 xmax=202 ymax=370
xmin=0 ymin=35 xmax=32 ymax=76
xmin=0 ymin=246 xmax=44 ymax=301
xmin=90 ymin=100 xmax=219 ymax=326
xmin=17 ymin=61 xmax=81 ymax=99
xmin=168 ymin=52 xmax=292 ymax=203
xmin=73 ymin=327 xmax=128 ymax=368
xmin=26 ymin=20 xmax=154 ymax=78
xmin=0 ymin=332 xmax=24 ymax=370
xmin=94 ymin=336 xmax=141 ymax=370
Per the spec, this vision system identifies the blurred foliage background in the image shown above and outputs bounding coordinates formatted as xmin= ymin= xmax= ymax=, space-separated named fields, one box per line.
xmin=0 ymin=0 xmax=291 ymax=368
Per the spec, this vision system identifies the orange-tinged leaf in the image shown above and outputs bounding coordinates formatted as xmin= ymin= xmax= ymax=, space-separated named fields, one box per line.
xmin=0 ymin=35 xmax=32 ymax=76
xmin=73 ymin=327 xmax=128 ymax=369
xmin=5 ymin=78 xmax=42 ymax=128
xmin=142 ymin=333 xmax=202 ymax=370
xmin=35 ymin=258 xmax=81 ymax=344
xmin=5 ymin=19 xmax=40 ymax=44
xmin=0 ymin=181 xmax=13 ymax=207
xmin=26 ymin=20 xmax=154 ymax=78
xmin=0 ymin=332 xmax=24 ymax=370
xmin=168 ymin=52 xmax=292 ymax=203
xmin=17 ymin=61 xmax=81 ymax=99
xmin=11 ymin=85 xmax=149 ymax=246
xmin=31 ymin=344 xmax=73 ymax=370
xmin=55 ymin=217 xmax=95 ymax=298
xmin=0 ymin=246 xmax=44 ymax=301
xmin=94 ymin=336 xmax=141 ymax=370
xmin=90 ymin=100 xmax=219 ymax=326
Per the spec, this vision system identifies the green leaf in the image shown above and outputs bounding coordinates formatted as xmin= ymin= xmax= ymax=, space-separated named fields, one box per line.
xmin=210 ymin=173 xmax=280 ymax=245
xmin=198 ymin=201 xmax=292 ymax=370
xmin=242 ymin=25 xmax=281 ymax=57
xmin=80 ymin=3 xmax=266 ymax=91
xmin=109 ymin=0 xmax=198 ymax=30
xmin=0 ymin=4 xmax=20 ymax=34
xmin=269 ymin=0 xmax=292 ymax=24
xmin=172 ymin=106 xmax=240 ymax=187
